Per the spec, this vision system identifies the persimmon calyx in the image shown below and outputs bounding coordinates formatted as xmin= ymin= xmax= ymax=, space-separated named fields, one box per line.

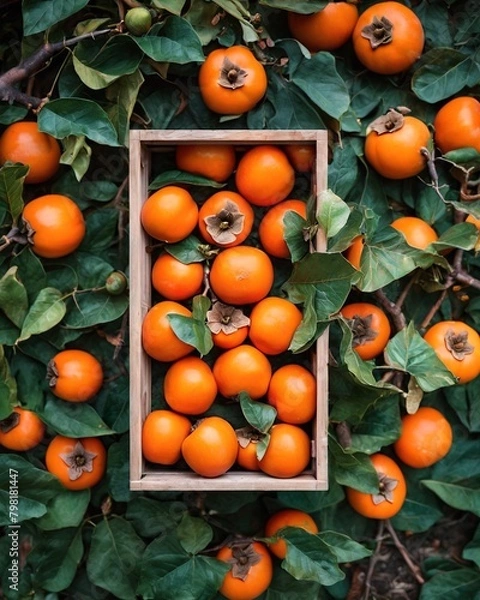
xmin=60 ymin=441 xmax=97 ymax=481
xmin=219 ymin=57 xmax=248 ymax=89
xmin=361 ymin=15 xmax=393 ymax=49
xmin=367 ymin=107 xmax=411 ymax=135
xmin=372 ymin=471 xmax=398 ymax=505
xmin=444 ymin=328 xmax=474 ymax=361
xmin=206 ymin=301 xmax=250 ymax=335
xmin=236 ymin=425 xmax=264 ymax=448
xmin=346 ymin=313 xmax=377 ymax=348
xmin=46 ymin=359 xmax=59 ymax=388
xmin=204 ymin=200 xmax=246 ymax=244
xmin=0 ymin=411 xmax=20 ymax=433
xmin=224 ymin=541 xmax=262 ymax=580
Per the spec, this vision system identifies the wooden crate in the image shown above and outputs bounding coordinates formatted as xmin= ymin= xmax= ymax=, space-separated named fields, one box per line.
xmin=129 ymin=130 xmax=329 ymax=491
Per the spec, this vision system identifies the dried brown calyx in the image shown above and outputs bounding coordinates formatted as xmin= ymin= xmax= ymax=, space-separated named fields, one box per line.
xmin=46 ymin=358 xmax=58 ymax=388
xmin=372 ymin=471 xmax=399 ymax=505
xmin=60 ymin=440 xmax=98 ymax=481
xmin=0 ymin=411 xmax=20 ymax=434
xmin=444 ymin=328 xmax=474 ymax=361
xmin=224 ymin=541 xmax=262 ymax=580
xmin=346 ymin=313 xmax=377 ymax=348
xmin=235 ymin=426 xmax=264 ymax=449
xmin=367 ymin=107 xmax=411 ymax=135
xmin=206 ymin=301 xmax=250 ymax=335
xmin=361 ymin=15 xmax=394 ymax=49
xmin=219 ymin=57 xmax=248 ymax=90
xmin=203 ymin=200 xmax=246 ymax=245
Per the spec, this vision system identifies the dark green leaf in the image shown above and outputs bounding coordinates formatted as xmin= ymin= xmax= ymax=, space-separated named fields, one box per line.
xmin=17 ymin=287 xmax=66 ymax=343
xmin=0 ymin=346 xmax=17 ymax=419
xmin=260 ymin=0 xmax=326 ymax=12
xmin=87 ymin=517 xmax=146 ymax=600
xmin=149 ymin=170 xmax=225 ymax=191
xmin=463 ymin=523 xmax=480 ymax=568
xmin=330 ymin=439 xmax=379 ymax=493
xmin=39 ymin=396 xmax=114 ymax=437
xmin=169 ymin=296 xmax=213 ymax=357
xmin=177 ymin=513 xmax=213 ymax=554
xmin=419 ymin=567 xmax=480 ymax=599
xmin=0 ymin=267 xmax=28 ymax=327
xmin=126 ymin=497 xmax=186 ymax=538
xmin=319 ymin=531 xmax=372 ymax=563
xmin=422 ymin=480 xmax=480 ymax=517
xmin=349 ymin=396 xmax=402 ymax=455
xmin=34 ymin=489 xmax=90 ymax=530
xmin=23 ymin=0 xmax=89 ymax=35
xmin=63 ymin=291 xmax=128 ymax=329
xmin=38 ymin=99 xmax=120 ymax=147
xmin=165 ymin=236 xmax=207 ymax=264
xmin=151 ymin=0 xmax=187 ymax=15
xmin=240 ymin=393 xmax=277 ymax=434
xmin=106 ymin=436 xmax=133 ymax=503
xmin=0 ymin=163 xmax=28 ymax=224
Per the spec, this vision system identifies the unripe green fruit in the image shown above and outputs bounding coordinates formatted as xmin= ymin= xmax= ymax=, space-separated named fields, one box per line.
xmin=105 ymin=271 xmax=128 ymax=295
xmin=125 ymin=7 xmax=152 ymax=36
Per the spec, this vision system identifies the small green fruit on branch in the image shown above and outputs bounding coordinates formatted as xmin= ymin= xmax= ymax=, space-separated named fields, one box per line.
xmin=0 ymin=27 xmax=117 ymax=110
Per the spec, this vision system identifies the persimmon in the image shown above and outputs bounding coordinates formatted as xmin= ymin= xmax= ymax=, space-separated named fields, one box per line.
xmin=209 ymin=246 xmax=274 ymax=305
xmin=141 ymin=186 xmax=198 ymax=243
xmin=340 ymin=302 xmax=391 ymax=360
xmin=346 ymin=453 xmax=407 ymax=519
xmin=142 ymin=409 xmax=192 ymax=465
xmin=45 ymin=435 xmax=107 ymax=490
xmin=248 ymin=296 xmax=303 ymax=355
xmin=264 ymin=508 xmax=318 ymax=559
xmin=393 ymin=406 xmax=453 ymax=468
xmin=391 ymin=216 xmax=438 ymax=249
xmin=285 ymin=144 xmax=315 ymax=173
xmin=267 ymin=364 xmax=316 ymax=425
xmin=258 ymin=199 xmax=307 ymax=259
xmin=181 ymin=416 xmax=238 ymax=477
xmin=352 ymin=1 xmax=424 ymax=75
xmin=47 ymin=349 xmax=103 ymax=402
xmin=175 ymin=143 xmax=236 ymax=182
xmin=423 ymin=320 xmax=480 ymax=384
xmin=217 ymin=540 xmax=273 ymax=600
xmin=258 ymin=423 xmax=311 ymax=478
xmin=207 ymin=301 xmax=250 ymax=349
xmin=433 ymin=96 xmax=480 ymax=155
xmin=236 ymin=438 xmax=261 ymax=471
xmin=22 ymin=194 xmax=86 ymax=258
xmin=0 ymin=406 xmax=45 ymax=451
xmin=288 ymin=2 xmax=359 ymax=52
xmin=0 ymin=121 xmax=61 ymax=184
xmin=235 ymin=145 xmax=295 ymax=207
xmin=163 ymin=356 xmax=218 ymax=415
xmin=151 ymin=252 xmax=204 ymax=301
xmin=198 ymin=190 xmax=254 ymax=248
xmin=344 ymin=235 xmax=365 ymax=269
xmin=199 ymin=45 xmax=267 ymax=115
xmin=142 ymin=300 xmax=194 ymax=362
xmin=213 ymin=344 xmax=272 ymax=400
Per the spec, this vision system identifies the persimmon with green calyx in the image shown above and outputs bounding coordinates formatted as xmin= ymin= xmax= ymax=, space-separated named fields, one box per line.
xmin=0 ymin=121 xmax=61 ymax=184
xmin=105 ymin=271 xmax=128 ymax=295
xmin=423 ymin=320 xmax=480 ymax=384
xmin=0 ymin=406 xmax=45 ymax=451
xmin=216 ymin=540 xmax=273 ymax=600
xmin=199 ymin=45 xmax=267 ymax=115
xmin=45 ymin=435 xmax=107 ymax=491
xmin=22 ymin=194 xmax=86 ymax=258
xmin=352 ymin=1 xmax=424 ymax=75
xmin=48 ymin=349 xmax=104 ymax=403
xmin=394 ymin=406 xmax=453 ymax=468
xmin=364 ymin=108 xmax=431 ymax=180
xmin=346 ymin=453 xmax=407 ymax=519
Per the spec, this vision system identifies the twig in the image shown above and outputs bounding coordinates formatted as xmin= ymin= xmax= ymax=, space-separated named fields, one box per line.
xmin=363 ymin=520 xmax=386 ymax=600
xmin=0 ymin=27 xmax=117 ymax=110
xmin=374 ymin=288 xmax=407 ymax=332
xmin=385 ymin=519 xmax=425 ymax=585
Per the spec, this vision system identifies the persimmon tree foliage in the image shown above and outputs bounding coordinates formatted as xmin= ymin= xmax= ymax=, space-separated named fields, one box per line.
xmin=0 ymin=0 xmax=480 ymax=599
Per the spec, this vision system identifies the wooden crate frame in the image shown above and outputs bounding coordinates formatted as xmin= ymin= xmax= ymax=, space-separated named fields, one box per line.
xmin=129 ymin=129 xmax=329 ymax=491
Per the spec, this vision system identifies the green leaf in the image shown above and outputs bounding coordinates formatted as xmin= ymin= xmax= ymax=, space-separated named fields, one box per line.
xmin=419 ymin=567 xmax=480 ymax=599
xmin=23 ymin=0 xmax=89 ymax=35
xmin=240 ymin=392 xmax=277 ymax=434
xmin=177 ymin=513 xmax=213 ymax=554
xmin=17 ymin=287 xmax=66 ymax=343
xmin=412 ymin=48 xmax=480 ymax=103
xmin=349 ymin=396 xmax=402 ymax=455
xmin=106 ymin=436 xmax=133 ymax=503
xmin=422 ymin=480 xmax=480 ymax=517
xmin=165 ymin=236 xmax=206 ymax=264
xmin=260 ymin=0 xmax=326 ymax=12
xmin=106 ymin=70 xmax=145 ymax=147
xmin=87 ymin=517 xmax=146 ymax=600
xmin=132 ymin=16 xmax=204 ymax=64
xmin=137 ymin=534 xmax=229 ymax=600
xmin=384 ymin=322 xmax=457 ymax=392
xmin=0 ymin=266 xmax=28 ymax=327
xmin=319 ymin=531 xmax=372 ymax=563
xmin=151 ymin=0 xmax=187 ymax=15
xmin=463 ymin=523 xmax=480 ymax=568
xmin=0 ymin=346 xmax=17 ymax=419
xmin=149 ymin=169 xmax=225 ymax=191
xmin=0 ymin=163 xmax=28 ymax=224
xmin=280 ymin=528 xmax=345 ymax=586
xmin=316 ymin=189 xmax=351 ymax=240
xmin=60 ymin=135 xmax=92 ymax=181
xmin=38 ymin=98 xmax=120 ymax=147
xmin=39 ymin=396 xmax=114 ymax=438
xmin=126 ymin=497 xmax=186 ymax=538
xmin=34 ymin=489 xmax=90 ymax=530
xmin=63 ymin=291 xmax=128 ymax=329
xmin=168 ymin=295 xmax=213 ymax=357
xmin=329 ymin=439 xmax=379 ymax=493
xmin=283 ymin=210 xmax=309 ymax=263
xmin=292 ymin=52 xmax=350 ymax=121
xmin=29 ymin=528 xmax=84 ymax=592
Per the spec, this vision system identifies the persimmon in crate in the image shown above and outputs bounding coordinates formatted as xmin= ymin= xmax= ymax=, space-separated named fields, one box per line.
xmin=129 ymin=130 xmax=329 ymax=491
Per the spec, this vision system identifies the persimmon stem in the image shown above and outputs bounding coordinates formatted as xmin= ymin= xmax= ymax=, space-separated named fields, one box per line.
xmin=362 ymin=520 xmax=385 ymax=600
xmin=385 ymin=519 xmax=425 ymax=585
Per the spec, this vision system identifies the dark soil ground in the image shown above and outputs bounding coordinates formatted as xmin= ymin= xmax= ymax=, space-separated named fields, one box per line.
xmin=346 ymin=510 xmax=479 ymax=599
